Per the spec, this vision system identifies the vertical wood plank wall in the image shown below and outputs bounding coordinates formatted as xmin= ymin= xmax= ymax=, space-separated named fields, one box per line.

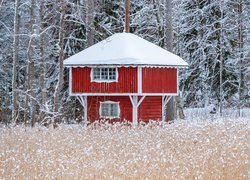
xmin=87 ymin=96 xmax=162 ymax=122
xmin=72 ymin=67 xmax=177 ymax=94
xmin=72 ymin=67 xmax=138 ymax=93
xmin=142 ymin=68 xmax=177 ymax=93
xmin=87 ymin=96 xmax=132 ymax=122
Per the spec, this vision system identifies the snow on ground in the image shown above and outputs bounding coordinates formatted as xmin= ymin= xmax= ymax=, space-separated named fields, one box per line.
xmin=0 ymin=115 xmax=249 ymax=179
xmin=184 ymin=107 xmax=250 ymax=122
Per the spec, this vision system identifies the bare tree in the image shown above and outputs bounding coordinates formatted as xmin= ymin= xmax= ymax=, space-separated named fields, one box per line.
xmin=86 ymin=0 xmax=95 ymax=46
xmin=24 ymin=0 xmax=37 ymax=127
xmin=12 ymin=0 xmax=20 ymax=123
xmin=39 ymin=0 xmax=47 ymax=122
xmin=54 ymin=0 xmax=66 ymax=122
xmin=165 ymin=0 xmax=177 ymax=121
xmin=237 ymin=0 xmax=244 ymax=117
xmin=153 ymin=0 xmax=165 ymax=47
xmin=219 ymin=0 xmax=225 ymax=116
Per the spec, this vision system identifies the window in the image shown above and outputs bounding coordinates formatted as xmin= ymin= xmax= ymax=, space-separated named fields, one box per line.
xmin=92 ymin=68 xmax=118 ymax=82
xmin=100 ymin=101 xmax=120 ymax=118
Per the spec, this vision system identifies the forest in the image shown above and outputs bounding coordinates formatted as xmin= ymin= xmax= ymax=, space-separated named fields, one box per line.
xmin=0 ymin=0 xmax=250 ymax=125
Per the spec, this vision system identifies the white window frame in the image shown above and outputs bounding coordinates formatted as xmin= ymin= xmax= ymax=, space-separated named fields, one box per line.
xmin=91 ymin=67 xmax=118 ymax=83
xmin=99 ymin=101 xmax=120 ymax=119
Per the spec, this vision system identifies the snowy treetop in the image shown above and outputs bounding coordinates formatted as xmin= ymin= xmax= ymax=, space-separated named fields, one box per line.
xmin=63 ymin=33 xmax=188 ymax=68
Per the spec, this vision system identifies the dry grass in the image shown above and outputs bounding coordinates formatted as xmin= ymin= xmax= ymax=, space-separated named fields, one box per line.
xmin=0 ymin=118 xmax=249 ymax=179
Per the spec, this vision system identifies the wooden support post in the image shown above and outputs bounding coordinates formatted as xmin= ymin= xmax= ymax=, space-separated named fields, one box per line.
xmin=132 ymin=96 xmax=138 ymax=127
xmin=77 ymin=96 xmax=88 ymax=123
xmin=129 ymin=95 xmax=145 ymax=127
xmin=162 ymin=96 xmax=172 ymax=122
xmin=84 ymin=96 xmax=87 ymax=123
xmin=162 ymin=96 xmax=165 ymax=122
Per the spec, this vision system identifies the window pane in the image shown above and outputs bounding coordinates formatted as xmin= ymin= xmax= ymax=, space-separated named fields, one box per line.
xmin=110 ymin=75 xmax=115 ymax=80
xmin=108 ymin=68 xmax=115 ymax=80
xmin=110 ymin=104 xmax=118 ymax=116
xmin=101 ymin=104 xmax=109 ymax=116
xmin=93 ymin=68 xmax=100 ymax=79
xmin=101 ymin=68 xmax=108 ymax=80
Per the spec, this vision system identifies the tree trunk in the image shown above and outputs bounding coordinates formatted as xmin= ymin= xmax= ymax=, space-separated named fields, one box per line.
xmin=25 ymin=0 xmax=36 ymax=127
xmin=219 ymin=0 xmax=224 ymax=116
xmin=153 ymin=0 xmax=164 ymax=47
xmin=53 ymin=0 xmax=66 ymax=123
xmin=165 ymin=0 xmax=176 ymax=121
xmin=125 ymin=0 xmax=130 ymax=33
xmin=86 ymin=0 xmax=95 ymax=47
xmin=12 ymin=0 xmax=20 ymax=123
xmin=39 ymin=0 xmax=46 ymax=122
xmin=237 ymin=0 xmax=244 ymax=117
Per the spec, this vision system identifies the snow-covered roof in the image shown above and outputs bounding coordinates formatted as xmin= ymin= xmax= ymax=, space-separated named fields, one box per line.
xmin=64 ymin=33 xmax=188 ymax=68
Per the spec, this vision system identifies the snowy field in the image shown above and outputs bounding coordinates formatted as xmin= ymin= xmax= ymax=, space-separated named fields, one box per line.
xmin=0 ymin=115 xmax=249 ymax=179
xmin=185 ymin=108 xmax=250 ymax=121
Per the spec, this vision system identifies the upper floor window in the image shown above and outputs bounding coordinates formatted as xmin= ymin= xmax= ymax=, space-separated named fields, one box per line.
xmin=99 ymin=101 xmax=120 ymax=119
xmin=91 ymin=67 xmax=118 ymax=82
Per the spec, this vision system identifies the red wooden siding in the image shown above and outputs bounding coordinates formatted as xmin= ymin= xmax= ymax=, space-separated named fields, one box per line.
xmin=72 ymin=67 xmax=137 ymax=93
xmin=87 ymin=96 xmax=162 ymax=122
xmin=87 ymin=96 xmax=132 ymax=122
xmin=138 ymin=96 xmax=162 ymax=122
xmin=142 ymin=68 xmax=177 ymax=93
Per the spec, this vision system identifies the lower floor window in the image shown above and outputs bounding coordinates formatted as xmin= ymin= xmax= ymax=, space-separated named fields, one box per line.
xmin=100 ymin=101 xmax=120 ymax=118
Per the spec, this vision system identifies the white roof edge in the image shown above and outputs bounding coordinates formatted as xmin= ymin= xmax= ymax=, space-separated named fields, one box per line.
xmin=64 ymin=64 xmax=188 ymax=68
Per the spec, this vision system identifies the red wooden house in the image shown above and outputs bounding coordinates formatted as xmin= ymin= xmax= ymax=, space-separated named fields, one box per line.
xmin=64 ymin=33 xmax=188 ymax=125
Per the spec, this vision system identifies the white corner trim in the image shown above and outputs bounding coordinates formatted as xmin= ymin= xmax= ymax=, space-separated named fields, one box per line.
xmin=84 ymin=96 xmax=88 ymax=122
xmin=177 ymin=68 xmax=179 ymax=95
xmin=138 ymin=67 xmax=142 ymax=93
xmin=116 ymin=67 xmax=119 ymax=81
xmin=162 ymin=96 xmax=165 ymax=122
xmin=90 ymin=67 xmax=94 ymax=82
xmin=69 ymin=67 xmax=72 ymax=96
